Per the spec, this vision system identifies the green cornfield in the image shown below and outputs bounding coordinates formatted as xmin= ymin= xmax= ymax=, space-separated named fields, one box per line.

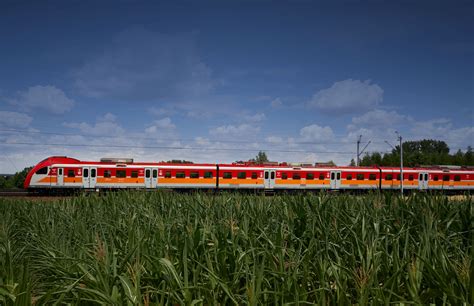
xmin=0 ymin=192 xmax=472 ymax=305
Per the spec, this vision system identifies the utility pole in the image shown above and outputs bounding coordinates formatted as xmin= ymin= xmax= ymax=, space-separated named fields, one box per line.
xmin=357 ymin=135 xmax=361 ymax=166
xmin=385 ymin=135 xmax=403 ymax=196
xmin=396 ymin=131 xmax=403 ymax=195
xmin=356 ymin=135 xmax=371 ymax=166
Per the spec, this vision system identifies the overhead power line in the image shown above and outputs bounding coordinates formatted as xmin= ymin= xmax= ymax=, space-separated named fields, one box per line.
xmin=1 ymin=128 xmax=470 ymax=149
xmin=0 ymin=128 xmax=358 ymax=145
xmin=0 ymin=141 xmax=391 ymax=155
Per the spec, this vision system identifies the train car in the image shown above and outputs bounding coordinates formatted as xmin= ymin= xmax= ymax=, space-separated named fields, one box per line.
xmin=24 ymin=156 xmax=474 ymax=192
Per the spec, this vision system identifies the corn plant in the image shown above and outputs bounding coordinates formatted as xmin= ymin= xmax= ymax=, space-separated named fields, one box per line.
xmin=0 ymin=192 xmax=472 ymax=305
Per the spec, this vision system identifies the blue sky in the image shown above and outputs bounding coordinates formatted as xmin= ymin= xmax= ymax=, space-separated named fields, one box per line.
xmin=1 ymin=0 xmax=473 ymax=172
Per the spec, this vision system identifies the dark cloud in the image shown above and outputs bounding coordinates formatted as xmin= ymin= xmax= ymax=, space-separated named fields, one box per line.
xmin=73 ymin=27 xmax=215 ymax=101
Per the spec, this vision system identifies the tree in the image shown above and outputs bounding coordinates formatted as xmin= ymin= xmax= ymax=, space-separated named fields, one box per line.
xmin=349 ymin=159 xmax=356 ymax=166
xmin=0 ymin=167 xmax=32 ymax=189
xmin=452 ymin=149 xmax=464 ymax=165
xmin=250 ymin=151 xmax=269 ymax=164
xmin=465 ymin=146 xmax=473 ymax=165
xmin=356 ymin=139 xmax=473 ymax=167
xmin=360 ymin=153 xmax=374 ymax=166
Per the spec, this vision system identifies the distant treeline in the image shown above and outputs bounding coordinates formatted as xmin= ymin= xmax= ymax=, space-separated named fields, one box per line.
xmin=353 ymin=140 xmax=473 ymax=167
xmin=0 ymin=167 xmax=32 ymax=189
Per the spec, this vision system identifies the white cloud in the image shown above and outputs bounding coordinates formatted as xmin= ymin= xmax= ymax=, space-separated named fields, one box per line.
xmin=74 ymin=27 xmax=214 ymax=101
xmin=145 ymin=117 xmax=176 ymax=133
xmin=344 ymin=109 xmax=474 ymax=154
xmin=308 ymin=79 xmax=383 ymax=114
xmin=0 ymin=111 xmax=32 ymax=128
xmin=299 ymin=124 xmax=335 ymax=141
xmin=265 ymin=136 xmax=283 ymax=144
xmin=270 ymin=97 xmax=283 ymax=108
xmin=100 ymin=113 xmax=117 ymax=122
xmin=194 ymin=137 xmax=211 ymax=146
xmin=8 ymin=85 xmax=74 ymax=114
xmin=210 ymin=123 xmax=260 ymax=137
xmin=63 ymin=112 xmax=124 ymax=136
xmin=349 ymin=109 xmax=409 ymax=130
xmin=410 ymin=119 xmax=474 ymax=151
xmin=243 ymin=113 xmax=266 ymax=123
xmin=149 ymin=106 xmax=175 ymax=117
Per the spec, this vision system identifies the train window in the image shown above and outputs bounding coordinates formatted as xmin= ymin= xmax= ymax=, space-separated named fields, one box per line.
xmin=443 ymin=175 xmax=450 ymax=181
xmin=424 ymin=174 xmax=428 ymax=181
xmin=336 ymin=173 xmax=341 ymax=180
xmin=419 ymin=174 xmax=423 ymax=181
xmin=331 ymin=173 xmax=335 ymax=180
xmin=265 ymin=172 xmax=269 ymax=179
xmin=91 ymin=169 xmax=96 ymax=178
xmin=357 ymin=174 xmax=364 ymax=180
xmin=165 ymin=171 xmax=171 ymax=178
xmin=346 ymin=174 xmax=352 ymax=180
xmin=152 ymin=170 xmax=157 ymax=178
xmin=131 ymin=170 xmax=138 ymax=178
xmin=204 ymin=171 xmax=213 ymax=178
xmin=190 ymin=172 xmax=199 ymax=178
xmin=408 ymin=175 xmax=414 ymax=181
xmin=319 ymin=173 xmax=325 ymax=180
xmin=176 ymin=172 xmax=185 ymax=178
xmin=83 ymin=168 xmax=89 ymax=178
xmin=433 ymin=175 xmax=439 ymax=181
xmin=251 ymin=172 xmax=258 ymax=179
xmin=224 ymin=172 xmax=232 ymax=179
xmin=385 ymin=174 xmax=393 ymax=180
xmin=35 ymin=167 xmax=48 ymax=175
xmin=116 ymin=170 xmax=126 ymax=178
xmin=293 ymin=173 xmax=301 ymax=180
xmin=271 ymin=172 xmax=275 ymax=179
xmin=396 ymin=174 xmax=401 ymax=181
xmin=105 ymin=170 xmax=112 ymax=178
xmin=369 ymin=174 xmax=376 ymax=180
xmin=281 ymin=173 xmax=288 ymax=179
xmin=68 ymin=169 xmax=75 ymax=177
xmin=454 ymin=175 xmax=461 ymax=181
xmin=238 ymin=172 xmax=246 ymax=179
xmin=306 ymin=173 xmax=314 ymax=180
xmin=58 ymin=168 xmax=63 ymax=175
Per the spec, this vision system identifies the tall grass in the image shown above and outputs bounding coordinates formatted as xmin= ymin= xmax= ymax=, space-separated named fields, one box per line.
xmin=0 ymin=192 xmax=472 ymax=305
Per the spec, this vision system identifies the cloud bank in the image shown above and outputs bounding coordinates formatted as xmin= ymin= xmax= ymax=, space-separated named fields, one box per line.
xmin=8 ymin=85 xmax=74 ymax=114
xmin=74 ymin=27 xmax=215 ymax=101
xmin=308 ymin=79 xmax=383 ymax=114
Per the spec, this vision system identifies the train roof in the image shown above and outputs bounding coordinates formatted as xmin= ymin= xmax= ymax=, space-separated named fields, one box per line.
xmin=36 ymin=156 xmax=474 ymax=172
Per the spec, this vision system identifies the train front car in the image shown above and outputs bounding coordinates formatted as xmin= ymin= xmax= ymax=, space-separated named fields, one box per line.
xmin=24 ymin=156 xmax=81 ymax=193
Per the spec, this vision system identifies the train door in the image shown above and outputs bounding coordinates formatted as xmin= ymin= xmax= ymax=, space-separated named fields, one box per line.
xmin=90 ymin=167 xmax=97 ymax=188
xmin=264 ymin=169 xmax=276 ymax=189
xmin=330 ymin=171 xmax=341 ymax=189
xmin=145 ymin=167 xmax=158 ymax=188
xmin=152 ymin=168 xmax=158 ymax=188
xmin=57 ymin=168 xmax=64 ymax=186
xmin=418 ymin=172 xmax=429 ymax=190
xmin=82 ymin=167 xmax=97 ymax=188
xmin=82 ymin=167 xmax=90 ymax=188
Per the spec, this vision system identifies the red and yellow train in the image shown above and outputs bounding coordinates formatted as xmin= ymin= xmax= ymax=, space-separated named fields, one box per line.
xmin=24 ymin=156 xmax=473 ymax=193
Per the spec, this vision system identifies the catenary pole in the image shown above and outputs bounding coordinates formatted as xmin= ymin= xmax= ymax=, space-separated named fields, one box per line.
xmin=397 ymin=132 xmax=403 ymax=195
xmin=357 ymin=135 xmax=362 ymax=166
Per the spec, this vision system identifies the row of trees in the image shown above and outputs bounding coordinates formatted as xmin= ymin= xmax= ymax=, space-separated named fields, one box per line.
xmin=352 ymin=140 xmax=473 ymax=167
xmin=0 ymin=167 xmax=32 ymax=189
xmin=251 ymin=141 xmax=473 ymax=168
